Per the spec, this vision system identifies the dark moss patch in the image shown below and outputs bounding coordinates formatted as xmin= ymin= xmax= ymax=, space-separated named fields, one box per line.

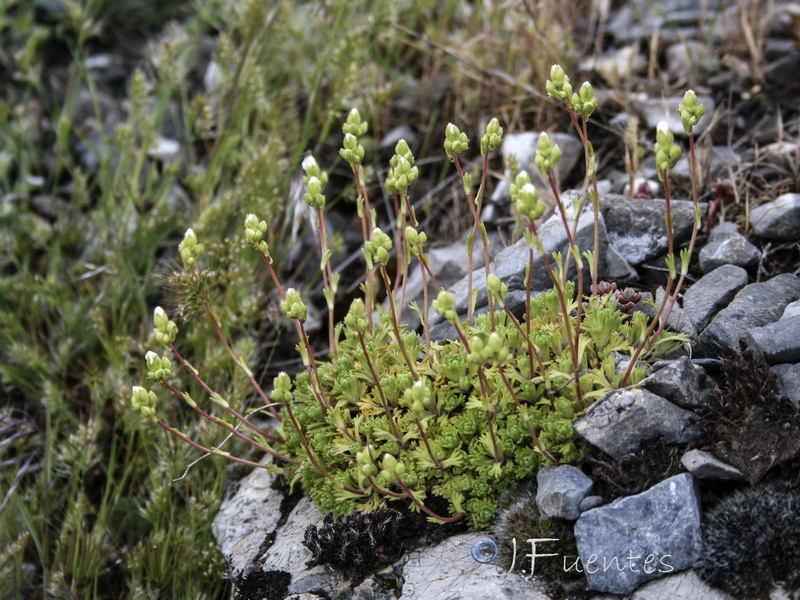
xmin=582 ymin=437 xmax=685 ymax=501
xmin=696 ymin=480 xmax=800 ymax=599
xmin=303 ymin=509 xmax=416 ymax=580
xmin=492 ymin=485 xmax=590 ymax=600
xmin=233 ymin=570 xmax=291 ymax=600
xmin=697 ymin=340 xmax=800 ymax=483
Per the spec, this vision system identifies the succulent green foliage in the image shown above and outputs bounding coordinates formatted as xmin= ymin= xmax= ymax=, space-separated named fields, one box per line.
xmin=275 ymin=287 xmax=678 ymax=530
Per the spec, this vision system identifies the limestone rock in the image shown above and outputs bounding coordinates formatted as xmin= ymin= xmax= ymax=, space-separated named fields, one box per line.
xmin=682 ymin=265 xmax=748 ymax=331
xmin=750 ymin=193 xmax=800 ymax=241
xmin=681 ymin=449 xmax=744 ymax=481
xmin=574 ymin=474 xmax=703 ymax=595
xmin=696 ymin=273 xmax=800 ymax=357
xmin=536 ymin=465 xmax=594 ymax=520
xmin=573 ymin=388 xmax=700 ymax=460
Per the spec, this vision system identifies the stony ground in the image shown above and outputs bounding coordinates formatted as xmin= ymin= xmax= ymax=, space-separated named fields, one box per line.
xmin=3 ymin=1 xmax=800 ymax=598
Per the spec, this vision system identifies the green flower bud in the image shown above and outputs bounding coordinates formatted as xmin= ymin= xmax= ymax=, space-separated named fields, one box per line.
xmin=280 ymin=288 xmax=307 ymax=322
xmin=486 ymin=274 xmax=508 ymax=301
xmin=339 ymin=132 xmax=365 ymax=165
xmin=386 ymin=153 xmax=419 ymax=196
xmin=178 ymin=228 xmax=204 ymax=266
xmin=145 ymin=350 xmax=172 ymax=382
xmin=534 ymin=132 xmax=562 ymax=177
xmin=444 ymin=123 xmax=469 ymax=161
xmin=363 ymin=227 xmax=393 ymax=267
xmin=403 ymin=379 xmax=432 ymax=409
xmin=244 ymin=213 xmax=270 ymax=258
xmin=545 ymin=64 xmax=573 ymax=101
xmin=303 ymin=175 xmax=326 ymax=210
xmin=394 ymin=139 xmax=412 ymax=160
xmin=131 ymin=385 xmax=158 ymax=421
xmin=654 ymin=121 xmax=682 ymax=179
xmin=486 ymin=331 xmax=509 ymax=362
xmin=271 ymin=372 xmax=293 ymax=404
xmin=569 ymin=81 xmax=598 ymax=118
xmin=344 ymin=298 xmax=368 ymax=334
xmin=433 ymin=290 xmax=458 ymax=322
xmin=301 ymin=154 xmax=327 ymax=183
xmin=480 ymin=118 xmax=503 ymax=156
xmin=342 ymin=108 xmax=368 ymax=137
xmin=677 ymin=89 xmax=706 ymax=135
xmin=380 ymin=453 xmax=405 ymax=483
xmin=153 ymin=306 xmax=178 ymax=346
xmin=405 ymin=226 xmax=427 ymax=256
xmin=511 ymin=175 xmax=546 ymax=220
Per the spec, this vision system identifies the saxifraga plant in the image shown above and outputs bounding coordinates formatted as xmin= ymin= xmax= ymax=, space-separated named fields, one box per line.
xmin=131 ymin=68 xmax=705 ymax=531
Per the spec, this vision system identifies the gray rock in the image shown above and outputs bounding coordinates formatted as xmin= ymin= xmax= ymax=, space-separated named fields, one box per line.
xmin=491 ymin=132 xmax=583 ymax=201
xmin=628 ymin=569 xmax=734 ymax=600
xmin=696 ymin=273 xmax=800 ymax=357
xmin=673 ymin=147 xmax=740 ymax=184
xmin=631 ymin=289 xmax=696 ymax=342
xmin=605 ymin=242 xmax=639 ymax=284
xmin=634 ymin=95 xmax=716 ymax=137
xmin=680 ymin=449 xmax=744 ymax=481
xmin=782 ymin=300 xmax=800 ymax=319
xmin=399 ymin=533 xmax=548 ymax=599
xmin=607 ymin=0 xmax=723 ymax=44
xmin=707 ymin=221 xmax=740 ymax=242
xmin=698 ymin=234 xmax=761 ymax=273
xmin=641 ymin=356 xmax=711 ymax=408
xmin=573 ymin=388 xmax=700 ymax=460
xmin=212 ymin=466 xmax=283 ymax=575
xmin=666 ymin=41 xmax=712 ymax=82
xmin=773 ymin=363 xmax=800 ymax=407
xmin=599 ymin=194 xmax=705 ymax=265
xmin=536 ymin=465 xmax=594 ymax=520
xmin=746 ymin=316 xmax=800 ymax=364
xmin=261 ymin=498 xmax=348 ymax=597
xmin=380 ymin=125 xmax=417 ymax=151
xmin=580 ymin=46 xmax=647 ymax=83
xmin=655 ymin=287 xmax=697 ymax=340
xmin=428 ymin=204 xmax=611 ymax=330
xmin=682 ymin=265 xmax=748 ymax=331
xmin=399 ymin=239 xmax=486 ymax=331
xmin=580 ymin=495 xmax=604 ymax=512
xmin=574 ymin=474 xmax=702 ymax=595
xmin=751 ymin=193 xmax=800 ymax=241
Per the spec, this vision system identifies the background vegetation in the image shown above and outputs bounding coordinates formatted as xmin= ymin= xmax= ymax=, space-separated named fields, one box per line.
xmin=0 ymin=0 xmax=792 ymax=598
